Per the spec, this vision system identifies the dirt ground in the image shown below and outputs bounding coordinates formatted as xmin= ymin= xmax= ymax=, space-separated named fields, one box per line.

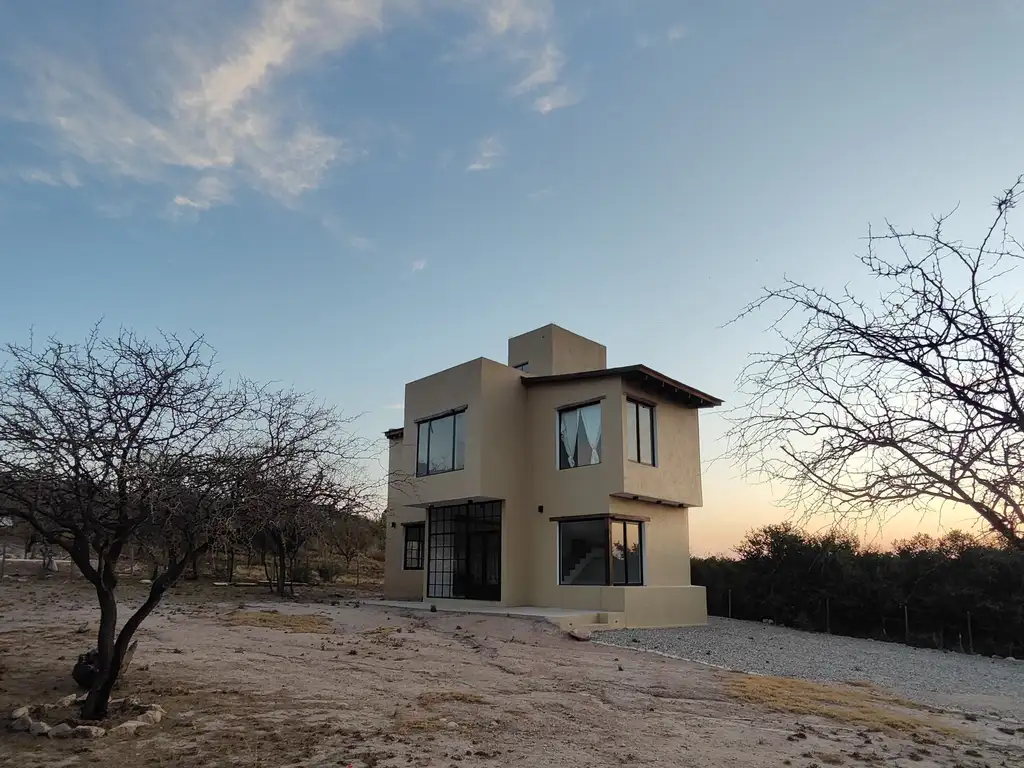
xmin=1 ymin=575 xmax=1021 ymax=768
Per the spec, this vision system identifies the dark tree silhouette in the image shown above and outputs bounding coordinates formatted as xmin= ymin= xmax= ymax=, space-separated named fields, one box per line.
xmin=728 ymin=178 xmax=1024 ymax=550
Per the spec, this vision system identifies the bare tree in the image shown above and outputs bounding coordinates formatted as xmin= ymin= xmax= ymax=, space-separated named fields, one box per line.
xmin=728 ymin=178 xmax=1024 ymax=551
xmin=0 ymin=328 xmax=248 ymax=719
xmin=236 ymin=389 xmax=372 ymax=597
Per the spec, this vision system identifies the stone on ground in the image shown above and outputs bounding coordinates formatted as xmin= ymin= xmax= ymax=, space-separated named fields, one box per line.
xmin=49 ymin=723 xmax=74 ymax=739
xmin=110 ymin=720 xmax=147 ymax=737
xmin=10 ymin=706 xmax=30 ymax=720
xmin=72 ymin=725 xmax=106 ymax=738
xmin=568 ymin=627 xmax=593 ymax=641
xmin=29 ymin=720 xmax=51 ymax=737
xmin=10 ymin=714 xmax=32 ymax=732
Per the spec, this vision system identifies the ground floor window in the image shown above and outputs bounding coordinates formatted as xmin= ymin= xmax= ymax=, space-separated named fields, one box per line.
xmin=558 ymin=517 xmax=644 ymax=586
xmin=403 ymin=522 xmax=424 ymax=570
xmin=427 ymin=501 xmax=501 ymax=600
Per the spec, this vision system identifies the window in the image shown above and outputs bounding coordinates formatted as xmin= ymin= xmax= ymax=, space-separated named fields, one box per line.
xmin=403 ymin=523 xmax=424 ymax=570
xmin=626 ymin=399 xmax=656 ymax=465
xmin=558 ymin=519 xmax=608 ymax=585
xmin=558 ymin=517 xmax=644 ymax=586
xmin=416 ymin=410 xmax=466 ymax=476
xmin=513 ymin=361 xmax=530 ymax=372
xmin=610 ymin=520 xmax=643 ymax=585
xmin=558 ymin=402 xmax=602 ymax=469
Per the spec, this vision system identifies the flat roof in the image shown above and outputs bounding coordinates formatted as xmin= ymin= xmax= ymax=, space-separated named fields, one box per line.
xmin=384 ymin=427 xmax=404 ymax=440
xmin=522 ymin=365 xmax=722 ymax=409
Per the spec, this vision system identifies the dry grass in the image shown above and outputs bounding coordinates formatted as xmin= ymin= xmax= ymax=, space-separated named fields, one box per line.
xmin=225 ymin=610 xmax=332 ymax=633
xmin=725 ymin=674 xmax=962 ymax=738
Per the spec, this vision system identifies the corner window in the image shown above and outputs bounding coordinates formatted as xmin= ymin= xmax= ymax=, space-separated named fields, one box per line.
xmin=403 ymin=523 xmax=424 ymax=570
xmin=558 ymin=517 xmax=644 ymax=586
xmin=626 ymin=399 xmax=655 ymax=465
xmin=416 ymin=410 xmax=466 ymax=476
xmin=558 ymin=402 xmax=602 ymax=469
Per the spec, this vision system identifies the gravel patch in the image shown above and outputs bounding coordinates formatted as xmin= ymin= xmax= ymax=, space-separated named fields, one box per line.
xmin=601 ymin=617 xmax=1024 ymax=719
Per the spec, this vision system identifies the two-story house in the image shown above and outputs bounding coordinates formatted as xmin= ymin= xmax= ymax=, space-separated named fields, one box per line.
xmin=382 ymin=324 xmax=721 ymax=628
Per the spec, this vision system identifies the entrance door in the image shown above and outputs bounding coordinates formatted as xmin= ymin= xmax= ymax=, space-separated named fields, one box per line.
xmin=427 ymin=501 xmax=502 ymax=600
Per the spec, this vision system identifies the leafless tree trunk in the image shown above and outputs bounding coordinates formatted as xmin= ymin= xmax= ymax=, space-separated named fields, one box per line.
xmin=727 ymin=178 xmax=1024 ymax=550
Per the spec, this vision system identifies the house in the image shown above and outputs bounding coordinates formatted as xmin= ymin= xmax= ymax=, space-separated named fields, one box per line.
xmin=382 ymin=324 xmax=722 ymax=628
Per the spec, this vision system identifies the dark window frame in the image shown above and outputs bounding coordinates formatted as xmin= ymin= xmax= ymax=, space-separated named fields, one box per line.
xmin=416 ymin=408 xmax=466 ymax=477
xmin=626 ymin=397 xmax=656 ymax=466
xmin=403 ymin=522 xmax=425 ymax=570
xmin=426 ymin=501 xmax=502 ymax=600
xmin=513 ymin=361 xmax=530 ymax=372
xmin=557 ymin=516 xmax=644 ymax=586
xmin=557 ymin=400 xmax=603 ymax=471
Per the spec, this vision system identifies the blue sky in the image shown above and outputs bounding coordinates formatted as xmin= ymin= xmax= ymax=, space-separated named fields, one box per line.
xmin=2 ymin=1 xmax=1023 ymax=553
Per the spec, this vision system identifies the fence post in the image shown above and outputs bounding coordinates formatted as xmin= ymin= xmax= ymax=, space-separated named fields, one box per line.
xmin=728 ymin=589 xmax=732 ymax=619
xmin=967 ymin=611 xmax=974 ymax=654
xmin=826 ymin=597 xmax=831 ymax=634
xmin=903 ymin=603 xmax=910 ymax=645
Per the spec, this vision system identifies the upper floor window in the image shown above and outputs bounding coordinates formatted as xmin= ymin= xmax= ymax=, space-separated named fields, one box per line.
xmin=513 ymin=361 xmax=530 ymax=372
xmin=626 ymin=399 xmax=656 ymax=465
xmin=416 ymin=410 xmax=466 ymax=476
xmin=558 ymin=402 xmax=602 ymax=469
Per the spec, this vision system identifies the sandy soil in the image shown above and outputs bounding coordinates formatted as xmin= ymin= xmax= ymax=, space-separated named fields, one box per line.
xmin=1 ymin=575 xmax=1021 ymax=768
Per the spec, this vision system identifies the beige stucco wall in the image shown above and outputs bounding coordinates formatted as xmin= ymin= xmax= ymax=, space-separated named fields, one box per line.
xmin=621 ymin=384 xmax=703 ymax=507
xmin=609 ymin=496 xmax=692 ymax=586
xmin=507 ymin=324 xmax=606 ymax=376
xmin=522 ymin=378 xmax=624 ymax=607
xmin=383 ymin=435 xmax=427 ymax=600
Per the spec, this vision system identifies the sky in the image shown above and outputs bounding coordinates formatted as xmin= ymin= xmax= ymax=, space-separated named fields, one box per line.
xmin=2 ymin=1 xmax=1023 ymax=555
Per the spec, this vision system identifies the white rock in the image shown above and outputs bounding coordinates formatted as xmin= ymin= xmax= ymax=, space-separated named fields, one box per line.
xmin=146 ymin=703 xmax=167 ymax=716
xmin=10 ymin=706 xmax=30 ymax=720
xmin=445 ymin=720 xmax=458 ymax=729
xmin=56 ymin=694 xmax=78 ymax=708
xmin=50 ymin=723 xmax=74 ymax=739
xmin=568 ymin=627 xmax=592 ymax=641
xmin=29 ymin=721 xmax=51 ymax=737
xmin=72 ymin=725 xmax=106 ymax=739
xmin=109 ymin=720 xmax=147 ymax=737
xmin=11 ymin=714 xmax=32 ymax=732
xmin=137 ymin=709 xmax=162 ymax=725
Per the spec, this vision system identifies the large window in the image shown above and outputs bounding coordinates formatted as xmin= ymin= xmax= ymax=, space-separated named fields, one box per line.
xmin=558 ymin=517 xmax=644 ymax=586
xmin=427 ymin=502 xmax=502 ymax=600
xmin=626 ymin=399 xmax=656 ymax=465
xmin=403 ymin=523 xmax=424 ymax=570
xmin=558 ymin=402 xmax=602 ymax=469
xmin=416 ymin=410 xmax=466 ymax=476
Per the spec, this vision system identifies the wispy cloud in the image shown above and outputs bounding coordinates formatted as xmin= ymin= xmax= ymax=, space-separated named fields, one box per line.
xmin=533 ymin=84 xmax=580 ymax=115
xmin=7 ymin=0 xmax=582 ymax=212
xmin=466 ymin=136 xmax=503 ymax=172
xmin=13 ymin=0 xmax=389 ymax=211
xmin=172 ymin=175 xmax=232 ymax=212
xmin=457 ymin=0 xmax=579 ymax=113
xmin=410 ymin=258 xmax=427 ymax=272
xmin=16 ymin=167 xmax=81 ymax=187
xmin=348 ymin=235 xmax=374 ymax=252
xmin=527 ymin=187 xmax=552 ymax=201
xmin=383 ymin=402 xmax=404 ymax=410
xmin=638 ymin=22 xmax=687 ymax=49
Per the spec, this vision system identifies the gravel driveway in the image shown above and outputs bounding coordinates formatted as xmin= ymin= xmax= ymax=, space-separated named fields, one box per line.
xmin=601 ymin=618 xmax=1024 ymax=719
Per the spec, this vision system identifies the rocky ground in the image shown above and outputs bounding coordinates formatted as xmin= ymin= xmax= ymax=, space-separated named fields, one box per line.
xmin=1 ymin=575 xmax=1022 ymax=767
xmin=602 ymin=618 xmax=1024 ymax=720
